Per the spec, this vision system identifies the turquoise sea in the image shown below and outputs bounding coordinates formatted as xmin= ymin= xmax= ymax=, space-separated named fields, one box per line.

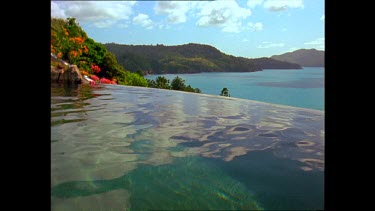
xmin=51 ymin=83 xmax=324 ymax=210
xmin=145 ymin=67 xmax=324 ymax=110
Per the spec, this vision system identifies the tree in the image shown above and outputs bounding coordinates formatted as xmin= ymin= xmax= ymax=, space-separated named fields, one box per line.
xmin=101 ymin=52 xmax=118 ymax=78
xmin=155 ymin=76 xmax=170 ymax=89
xmin=147 ymin=79 xmax=157 ymax=88
xmin=125 ymin=72 xmax=148 ymax=87
xmin=84 ymin=38 xmax=107 ymax=67
xmin=171 ymin=76 xmax=185 ymax=90
xmin=220 ymin=88 xmax=230 ymax=97
xmin=136 ymin=70 xmax=144 ymax=76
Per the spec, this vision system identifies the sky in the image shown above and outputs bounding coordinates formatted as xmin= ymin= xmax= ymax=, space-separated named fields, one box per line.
xmin=51 ymin=0 xmax=324 ymax=58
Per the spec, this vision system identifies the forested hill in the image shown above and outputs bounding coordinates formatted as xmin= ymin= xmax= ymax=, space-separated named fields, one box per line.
xmin=104 ymin=43 xmax=302 ymax=74
xmin=271 ymin=49 xmax=324 ymax=67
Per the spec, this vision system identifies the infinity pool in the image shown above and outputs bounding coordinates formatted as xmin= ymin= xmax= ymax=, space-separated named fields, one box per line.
xmin=51 ymin=83 xmax=324 ymax=210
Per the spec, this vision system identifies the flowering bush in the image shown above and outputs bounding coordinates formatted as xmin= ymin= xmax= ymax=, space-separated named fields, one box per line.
xmin=100 ymin=78 xmax=111 ymax=84
xmin=69 ymin=37 xmax=85 ymax=45
xmin=91 ymin=75 xmax=99 ymax=81
xmin=70 ymin=50 xmax=78 ymax=58
xmin=51 ymin=18 xmax=89 ymax=65
xmin=57 ymin=52 xmax=62 ymax=59
xmin=81 ymin=70 xmax=89 ymax=76
xmin=51 ymin=18 xmax=126 ymax=86
xmin=91 ymin=65 xmax=101 ymax=74
xmin=100 ymin=78 xmax=117 ymax=84
xmin=83 ymin=46 xmax=89 ymax=54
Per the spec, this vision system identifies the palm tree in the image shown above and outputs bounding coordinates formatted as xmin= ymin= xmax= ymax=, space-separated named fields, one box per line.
xmin=220 ymin=88 xmax=230 ymax=97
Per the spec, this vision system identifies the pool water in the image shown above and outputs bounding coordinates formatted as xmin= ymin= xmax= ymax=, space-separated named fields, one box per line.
xmin=51 ymin=83 xmax=324 ymax=210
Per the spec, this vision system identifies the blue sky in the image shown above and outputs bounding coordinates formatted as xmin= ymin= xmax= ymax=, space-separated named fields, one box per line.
xmin=51 ymin=0 xmax=324 ymax=58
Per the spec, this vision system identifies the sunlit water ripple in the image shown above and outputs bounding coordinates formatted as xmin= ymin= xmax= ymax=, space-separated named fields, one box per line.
xmin=51 ymin=83 xmax=324 ymax=210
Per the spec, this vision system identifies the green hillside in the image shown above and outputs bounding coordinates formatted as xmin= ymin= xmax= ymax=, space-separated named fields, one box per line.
xmin=104 ymin=43 xmax=302 ymax=74
xmin=271 ymin=49 xmax=324 ymax=67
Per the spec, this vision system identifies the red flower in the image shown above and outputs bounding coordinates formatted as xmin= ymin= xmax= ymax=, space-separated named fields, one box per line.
xmin=83 ymin=46 xmax=89 ymax=54
xmin=91 ymin=65 xmax=101 ymax=74
xmin=91 ymin=75 xmax=99 ymax=81
xmin=100 ymin=78 xmax=112 ymax=84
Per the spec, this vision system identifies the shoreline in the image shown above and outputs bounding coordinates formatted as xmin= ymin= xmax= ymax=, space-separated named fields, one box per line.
xmin=96 ymin=83 xmax=324 ymax=114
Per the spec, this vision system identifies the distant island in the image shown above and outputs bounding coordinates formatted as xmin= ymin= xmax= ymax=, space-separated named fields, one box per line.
xmin=271 ymin=49 xmax=324 ymax=67
xmin=104 ymin=43 xmax=302 ymax=75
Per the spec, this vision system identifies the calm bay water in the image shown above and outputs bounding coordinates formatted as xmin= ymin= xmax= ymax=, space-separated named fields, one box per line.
xmin=145 ymin=67 xmax=324 ymax=110
xmin=51 ymin=83 xmax=324 ymax=210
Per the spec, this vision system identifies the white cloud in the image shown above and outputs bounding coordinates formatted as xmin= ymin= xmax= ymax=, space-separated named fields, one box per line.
xmin=242 ymin=38 xmax=249 ymax=42
xmin=288 ymin=47 xmax=299 ymax=52
xmin=154 ymin=1 xmax=194 ymax=24
xmin=50 ymin=1 xmax=136 ymax=28
xmin=154 ymin=1 xmax=252 ymax=33
xmin=93 ymin=20 xmax=117 ymax=28
xmin=51 ymin=2 xmax=66 ymax=19
xmin=257 ymin=42 xmax=285 ymax=48
xmin=133 ymin=13 xmax=153 ymax=29
xmin=320 ymin=14 xmax=325 ymax=21
xmin=196 ymin=0 xmax=252 ymax=33
xmin=248 ymin=22 xmax=263 ymax=31
xmin=304 ymin=37 xmax=324 ymax=50
xmin=247 ymin=0 xmax=264 ymax=8
xmin=263 ymin=0 xmax=304 ymax=12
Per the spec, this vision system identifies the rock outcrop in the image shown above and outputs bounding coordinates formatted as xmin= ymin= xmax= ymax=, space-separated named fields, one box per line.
xmin=51 ymin=65 xmax=65 ymax=83
xmin=51 ymin=53 xmax=89 ymax=84
xmin=51 ymin=64 xmax=88 ymax=84
xmin=62 ymin=65 xmax=83 ymax=84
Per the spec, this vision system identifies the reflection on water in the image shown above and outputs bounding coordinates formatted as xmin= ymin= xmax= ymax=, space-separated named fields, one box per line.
xmin=51 ymin=84 xmax=324 ymax=210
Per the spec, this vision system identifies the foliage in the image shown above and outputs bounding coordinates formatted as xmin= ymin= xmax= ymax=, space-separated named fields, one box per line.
xmin=136 ymin=70 xmax=144 ymax=76
xmin=100 ymin=78 xmax=117 ymax=84
xmin=51 ymin=18 xmax=202 ymax=94
xmin=104 ymin=43 xmax=302 ymax=74
xmin=51 ymin=17 xmax=88 ymax=65
xmin=91 ymin=75 xmax=99 ymax=81
xmin=51 ymin=18 xmax=135 ymax=86
xmin=147 ymin=76 xmax=200 ymax=93
xmin=83 ymin=38 xmax=107 ymax=72
xmin=147 ymin=79 xmax=157 ymax=88
xmin=171 ymin=76 xmax=185 ymax=91
xmin=91 ymin=65 xmax=101 ymax=74
xmin=183 ymin=85 xmax=198 ymax=93
xmin=123 ymin=72 xmax=148 ymax=87
xmin=169 ymin=76 xmax=201 ymax=93
xmin=220 ymin=88 xmax=230 ymax=97
xmin=100 ymin=51 xmax=119 ymax=78
xmin=155 ymin=76 xmax=170 ymax=89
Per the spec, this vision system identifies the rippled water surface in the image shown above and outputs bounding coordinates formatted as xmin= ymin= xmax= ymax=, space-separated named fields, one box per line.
xmin=51 ymin=83 xmax=324 ymax=210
